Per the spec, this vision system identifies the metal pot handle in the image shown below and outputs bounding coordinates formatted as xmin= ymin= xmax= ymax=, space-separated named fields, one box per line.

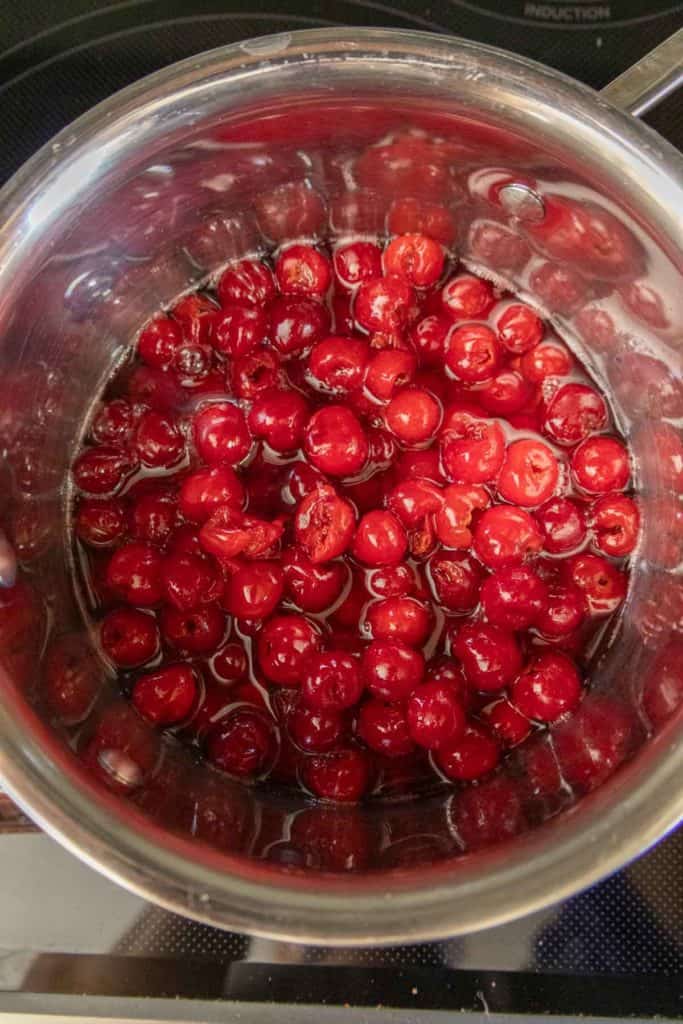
xmin=601 ymin=27 xmax=683 ymax=117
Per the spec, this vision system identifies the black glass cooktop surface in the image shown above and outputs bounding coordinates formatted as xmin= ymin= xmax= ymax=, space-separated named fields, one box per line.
xmin=0 ymin=1 xmax=681 ymax=1019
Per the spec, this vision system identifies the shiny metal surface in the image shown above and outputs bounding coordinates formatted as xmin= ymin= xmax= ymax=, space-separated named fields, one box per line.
xmin=602 ymin=27 xmax=683 ymax=117
xmin=0 ymin=28 xmax=681 ymax=944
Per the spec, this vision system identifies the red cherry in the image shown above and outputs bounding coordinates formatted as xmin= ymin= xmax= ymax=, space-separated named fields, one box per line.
xmin=439 ymin=411 xmax=505 ymax=484
xmin=497 ymin=439 xmax=560 ymax=507
xmin=81 ymin=702 xmax=160 ymax=793
xmin=101 ymin=607 xmax=159 ymax=667
xmin=387 ymin=196 xmax=456 ymax=246
xmin=171 ymin=293 xmax=220 ymax=346
xmin=210 ymin=641 xmax=248 ymax=683
xmin=535 ymin=497 xmax=587 ymax=554
xmin=199 ymin=505 xmax=283 ymax=561
xmin=397 ymin=447 xmax=445 ymax=484
xmin=428 ymin=550 xmax=483 ymax=612
xmin=562 ymin=552 xmax=627 ymax=615
xmin=434 ymin=483 xmax=490 ymax=548
xmin=160 ymin=602 xmax=226 ymax=655
xmin=333 ymin=241 xmax=383 ymax=289
xmin=275 ymin=244 xmax=331 ymax=297
xmin=257 ymin=614 xmax=321 ymax=685
xmin=366 ymin=596 xmax=431 ymax=647
xmin=137 ymin=316 xmax=184 ymax=369
xmin=357 ymin=700 xmax=415 ymax=758
xmin=352 ymin=510 xmax=407 ymax=567
xmin=354 ymin=275 xmax=418 ymax=334
xmin=385 ymin=387 xmax=442 ymax=445
xmin=441 ymin=274 xmax=495 ymax=320
xmin=571 ymin=436 xmax=630 ymax=493
xmin=270 ymin=296 xmax=330 ymax=356
xmin=478 ymin=370 xmax=532 ymax=416
xmin=160 ymin=552 xmax=222 ymax=611
xmin=410 ymin=314 xmax=450 ymax=366
xmin=216 ymin=259 xmax=276 ymax=307
xmin=407 ymin=680 xmax=465 ymax=750
xmin=294 ymin=485 xmax=355 ymax=563
xmin=364 ymin=348 xmax=417 ymax=401
xmin=361 ymin=639 xmax=425 ymax=701
xmin=304 ymin=405 xmax=368 ymax=477
xmin=127 ymin=364 xmax=182 ymax=412
xmin=91 ymin=399 xmax=136 ymax=445
xmin=309 ymin=336 xmax=370 ymax=393
xmin=520 ymin=340 xmax=572 ymax=382
xmin=368 ymin=564 xmax=416 ymax=598
xmin=167 ymin=523 xmax=202 ymax=558
xmin=283 ymin=462 xmax=326 ymax=506
xmin=106 ymin=542 xmax=163 ymax=606
xmin=289 ymin=704 xmax=344 ymax=753
xmin=452 ymin=621 xmax=522 ymax=692
xmin=192 ymin=401 xmax=251 ymax=465
xmin=230 ymin=347 xmax=283 ymax=400
xmin=495 ymin=303 xmax=543 ymax=354
xmin=248 ymin=388 xmax=309 ymax=453
xmin=481 ymin=699 xmax=531 ymax=747
xmin=130 ymin=489 xmax=177 ymax=545
xmin=481 ymin=565 xmax=549 ymax=630
xmin=543 ymin=383 xmax=607 ymax=446
xmin=172 ymin=341 xmax=213 ymax=387
xmin=281 ymin=546 xmax=348 ymax=611
xmin=301 ymin=748 xmax=372 ymax=802
xmin=383 ymin=233 xmax=445 ymax=288
xmin=388 ymin=479 xmax=444 ymax=528
xmin=213 ymin=303 xmax=268 ymax=358
xmin=134 ymin=411 xmax=184 ymax=469
xmin=435 ymin=724 xmax=500 ymax=781
xmin=43 ymin=632 xmax=101 ymax=725
xmin=132 ymin=663 xmax=199 ymax=725
xmin=473 ymin=504 xmax=544 ymax=568
xmin=511 ymin=651 xmax=581 ymax=723
xmin=589 ymin=494 xmax=640 ymax=557
xmin=445 ymin=324 xmax=501 ymax=383
xmin=206 ymin=708 xmax=276 ymax=778
xmin=75 ymin=498 xmax=128 ymax=547
xmin=223 ymin=561 xmax=284 ymax=619
xmin=178 ymin=464 xmax=245 ymax=522
xmin=73 ymin=446 xmax=137 ymax=495
xmin=332 ymin=292 xmax=355 ymax=335
xmin=301 ymin=651 xmax=363 ymax=712
xmin=536 ymin=583 xmax=586 ymax=638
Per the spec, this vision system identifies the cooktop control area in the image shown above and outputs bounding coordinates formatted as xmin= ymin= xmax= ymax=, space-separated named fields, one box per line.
xmin=0 ymin=0 xmax=681 ymax=1019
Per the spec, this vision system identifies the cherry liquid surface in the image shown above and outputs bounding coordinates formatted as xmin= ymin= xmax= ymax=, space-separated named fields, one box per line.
xmin=67 ymin=230 xmax=640 ymax=818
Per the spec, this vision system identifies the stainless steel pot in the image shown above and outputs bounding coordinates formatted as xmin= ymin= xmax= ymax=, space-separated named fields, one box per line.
xmin=0 ymin=28 xmax=681 ymax=945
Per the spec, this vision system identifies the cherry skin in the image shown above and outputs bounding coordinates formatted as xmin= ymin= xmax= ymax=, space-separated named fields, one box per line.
xmin=357 ymin=700 xmax=415 ymax=758
xmin=361 ymin=639 xmax=425 ymax=701
xmin=445 ymin=324 xmax=501 ymax=383
xmin=301 ymin=651 xmax=364 ymax=713
xmin=385 ymin=387 xmax=442 ymax=445
xmin=91 ymin=398 xmax=136 ymax=445
xmin=439 ymin=411 xmax=505 ymax=484
xmin=248 ymin=388 xmax=309 ymax=453
xmin=223 ymin=561 xmax=284 ymax=619
xmin=193 ymin=402 xmax=251 ymax=465
xmin=473 ymin=505 xmax=544 ymax=568
xmin=132 ymin=663 xmax=199 ymax=725
xmin=210 ymin=641 xmax=248 ymax=683
xmin=270 ymin=296 xmax=330 ymax=357
xmin=495 ymin=303 xmax=543 ymax=354
xmin=160 ymin=602 xmax=226 ymax=655
xmin=213 ymin=303 xmax=268 ymax=358
xmin=452 ymin=621 xmax=522 ymax=692
xmin=199 ymin=506 xmax=283 ymax=561
xmin=511 ymin=651 xmax=582 ymax=723
xmin=543 ymin=383 xmax=607 ymax=446
xmin=178 ymin=464 xmax=245 ymax=522
xmin=364 ymin=349 xmax=417 ymax=401
xmin=281 ymin=546 xmax=348 ymax=611
xmin=301 ymin=747 xmax=372 ymax=802
xmin=354 ymin=275 xmax=418 ymax=334
xmin=481 ymin=699 xmax=532 ymax=747
xmin=407 ymin=680 xmax=466 ymax=750
xmin=105 ymin=542 xmax=163 ymax=606
xmin=130 ymin=490 xmax=177 ymax=546
xmin=428 ymin=550 xmax=483 ymax=612
xmin=478 ymin=370 xmax=532 ymax=416
xmin=352 ymin=510 xmax=407 ymax=567
xmin=562 ymin=553 xmax=627 ymax=615
xmin=275 ymin=244 xmax=331 ymax=297
xmin=441 ymin=274 xmax=494 ymax=320
xmin=206 ymin=708 xmax=275 ymax=778
xmin=230 ymin=347 xmax=283 ymax=400
xmin=383 ymin=233 xmax=445 ymax=288
xmin=73 ymin=446 xmax=137 ymax=495
xmin=309 ymin=336 xmax=370 ymax=393
xmin=536 ymin=583 xmax=586 ymax=638
xmin=257 ymin=614 xmax=321 ymax=685
xmin=497 ymin=440 xmax=560 ymax=508
xmin=535 ymin=497 xmax=587 ymax=554
xmin=520 ymin=341 xmax=572 ymax=383
xmin=589 ymin=494 xmax=640 ymax=557
xmin=435 ymin=723 xmax=500 ymax=781
xmin=571 ymin=436 xmax=630 ymax=493
xmin=289 ymin=704 xmax=344 ymax=753
xmin=101 ymin=607 xmax=159 ymax=668
xmin=333 ymin=241 xmax=383 ymax=289
xmin=160 ymin=552 xmax=222 ymax=611
xmin=434 ymin=483 xmax=489 ymax=548
xmin=294 ymin=485 xmax=356 ymax=563
xmin=304 ymin=406 xmax=369 ymax=477
xmin=75 ymin=498 xmax=128 ymax=547
xmin=217 ymin=259 xmax=276 ymax=307
xmin=366 ymin=596 xmax=432 ymax=647
xmin=137 ymin=316 xmax=183 ymax=369
xmin=481 ymin=565 xmax=549 ymax=630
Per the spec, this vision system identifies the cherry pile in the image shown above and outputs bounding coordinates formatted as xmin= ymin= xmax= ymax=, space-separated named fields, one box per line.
xmin=70 ymin=233 xmax=638 ymax=803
